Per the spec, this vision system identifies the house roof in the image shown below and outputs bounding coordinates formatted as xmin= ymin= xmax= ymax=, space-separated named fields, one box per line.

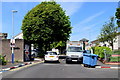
xmin=80 ymin=38 xmax=89 ymax=42
xmin=91 ymin=39 xmax=99 ymax=44
xmin=14 ymin=32 xmax=23 ymax=38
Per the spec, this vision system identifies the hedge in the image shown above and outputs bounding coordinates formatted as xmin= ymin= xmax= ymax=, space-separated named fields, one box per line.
xmin=110 ymin=57 xmax=120 ymax=62
xmin=113 ymin=50 xmax=120 ymax=55
xmin=94 ymin=46 xmax=112 ymax=58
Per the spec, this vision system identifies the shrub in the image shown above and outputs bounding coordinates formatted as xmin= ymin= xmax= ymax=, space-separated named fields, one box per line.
xmin=110 ymin=57 xmax=120 ymax=62
xmin=94 ymin=46 xmax=112 ymax=58
xmin=37 ymin=52 xmax=44 ymax=58
xmin=0 ymin=55 xmax=7 ymax=65
xmin=113 ymin=50 xmax=120 ymax=55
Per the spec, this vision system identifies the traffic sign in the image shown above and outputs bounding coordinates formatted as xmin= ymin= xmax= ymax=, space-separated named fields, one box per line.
xmin=10 ymin=39 xmax=15 ymax=47
xmin=10 ymin=39 xmax=15 ymax=44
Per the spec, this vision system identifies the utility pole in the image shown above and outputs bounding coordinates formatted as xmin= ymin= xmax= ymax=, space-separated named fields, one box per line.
xmin=103 ymin=49 xmax=107 ymax=61
xmin=11 ymin=10 xmax=17 ymax=64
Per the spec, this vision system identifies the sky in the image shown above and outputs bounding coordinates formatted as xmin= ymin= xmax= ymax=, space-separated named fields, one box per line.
xmin=1 ymin=0 xmax=119 ymax=42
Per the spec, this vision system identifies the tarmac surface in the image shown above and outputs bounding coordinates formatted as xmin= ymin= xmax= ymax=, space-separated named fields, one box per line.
xmin=1 ymin=59 xmax=119 ymax=78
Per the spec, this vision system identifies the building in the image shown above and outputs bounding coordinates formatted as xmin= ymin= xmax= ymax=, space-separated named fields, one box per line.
xmin=0 ymin=32 xmax=32 ymax=62
xmin=1 ymin=39 xmax=25 ymax=62
xmin=91 ymin=33 xmax=120 ymax=50
xmin=14 ymin=32 xmax=23 ymax=39
xmin=0 ymin=33 xmax=7 ymax=39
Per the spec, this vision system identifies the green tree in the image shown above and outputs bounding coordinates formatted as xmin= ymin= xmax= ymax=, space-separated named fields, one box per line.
xmin=115 ymin=8 xmax=120 ymax=27
xmin=98 ymin=17 xmax=118 ymax=50
xmin=50 ymin=41 xmax=66 ymax=54
xmin=21 ymin=1 xmax=72 ymax=53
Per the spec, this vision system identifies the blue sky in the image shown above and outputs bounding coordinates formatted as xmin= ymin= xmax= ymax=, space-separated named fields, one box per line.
xmin=2 ymin=1 xmax=118 ymax=41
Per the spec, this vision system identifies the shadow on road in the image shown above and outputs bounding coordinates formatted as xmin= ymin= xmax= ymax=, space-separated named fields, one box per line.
xmin=44 ymin=61 xmax=60 ymax=64
xmin=66 ymin=61 xmax=82 ymax=64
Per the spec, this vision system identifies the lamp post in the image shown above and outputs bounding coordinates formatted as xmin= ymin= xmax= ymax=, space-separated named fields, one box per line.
xmin=103 ymin=49 xmax=107 ymax=61
xmin=11 ymin=10 xmax=17 ymax=64
xmin=80 ymin=38 xmax=89 ymax=50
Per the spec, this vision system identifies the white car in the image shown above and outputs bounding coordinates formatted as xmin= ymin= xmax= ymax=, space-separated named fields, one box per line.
xmin=44 ymin=51 xmax=59 ymax=62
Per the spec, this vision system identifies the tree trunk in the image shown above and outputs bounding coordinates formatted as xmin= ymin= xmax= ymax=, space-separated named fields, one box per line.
xmin=110 ymin=42 xmax=114 ymax=50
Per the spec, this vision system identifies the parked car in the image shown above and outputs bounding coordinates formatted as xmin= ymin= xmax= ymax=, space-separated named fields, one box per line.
xmin=44 ymin=51 xmax=59 ymax=62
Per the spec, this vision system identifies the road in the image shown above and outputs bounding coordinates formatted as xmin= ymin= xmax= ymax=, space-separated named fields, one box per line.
xmin=2 ymin=59 xmax=119 ymax=78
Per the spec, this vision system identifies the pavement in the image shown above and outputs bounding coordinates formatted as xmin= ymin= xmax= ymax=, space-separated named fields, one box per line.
xmin=96 ymin=61 xmax=119 ymax=68
xmin=0 ymin=57 xmax=119 ymax=73
xmin=2 ymin=59 xmax=119 ymax=78
xmin=0 ymin=58 xmax=43 ymax=73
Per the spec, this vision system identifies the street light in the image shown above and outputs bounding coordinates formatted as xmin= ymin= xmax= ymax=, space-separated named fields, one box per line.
xmin=80 ymin=38 xmax=89 ymax=50
xmin=11 ymin=10 xmax=17 ymax=64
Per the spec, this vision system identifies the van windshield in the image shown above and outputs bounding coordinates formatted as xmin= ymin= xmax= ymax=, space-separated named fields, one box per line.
xmin=67 ymin=47 xmax=82 ymax=52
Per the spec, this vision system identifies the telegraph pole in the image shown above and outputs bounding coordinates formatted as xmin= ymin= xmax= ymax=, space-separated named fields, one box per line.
xmin=11 ymin=10 xmax=17 ymax=64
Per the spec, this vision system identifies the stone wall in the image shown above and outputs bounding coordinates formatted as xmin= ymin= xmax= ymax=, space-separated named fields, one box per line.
xmin=1 ymin=39 xmax=24 ymax=62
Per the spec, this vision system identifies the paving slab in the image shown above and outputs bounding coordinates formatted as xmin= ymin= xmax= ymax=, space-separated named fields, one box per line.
xmin=97 ymin=61 xmax=119 ymax=67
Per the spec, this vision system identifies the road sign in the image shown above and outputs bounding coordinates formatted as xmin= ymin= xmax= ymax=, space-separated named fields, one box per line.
xmin=10 ymin=39 xmax=15 ymax=44
xmin=10 ymin=39 xmax=15 ymax=47
xmin=10 ymin=43 xmax=15 ymax=47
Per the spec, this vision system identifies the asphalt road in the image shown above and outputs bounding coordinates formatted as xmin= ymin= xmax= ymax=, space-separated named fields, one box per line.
xmin=2 ymin=59 xmax=119 ymax=78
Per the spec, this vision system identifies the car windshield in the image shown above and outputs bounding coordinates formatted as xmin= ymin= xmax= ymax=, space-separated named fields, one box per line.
xmin=67 ymin=47 xmax=82 ymax=52
xmin=47 ymin=52 xmax=57 ymax=55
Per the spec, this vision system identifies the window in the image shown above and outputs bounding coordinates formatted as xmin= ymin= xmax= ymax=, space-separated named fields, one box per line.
xmin=47 ymin=52 xmax=57 ymax=55
xmin=67 ymin=47 xmax=82 ymax=52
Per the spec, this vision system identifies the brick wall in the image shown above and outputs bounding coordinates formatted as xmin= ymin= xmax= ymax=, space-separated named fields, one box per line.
xmin=1 ymin=39 xmax=24 ymax=62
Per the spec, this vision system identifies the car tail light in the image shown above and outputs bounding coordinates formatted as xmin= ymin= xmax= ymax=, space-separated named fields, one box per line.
xmin=56 ymin=56 xmax=58 ymax=58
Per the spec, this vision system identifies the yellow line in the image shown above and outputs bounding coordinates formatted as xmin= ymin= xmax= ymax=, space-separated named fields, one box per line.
xmin=10 ymin=61 xmax=44 ymax=71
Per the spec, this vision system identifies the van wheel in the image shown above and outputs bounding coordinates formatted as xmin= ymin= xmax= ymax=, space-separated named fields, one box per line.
xmin=66 ymin=60 xmax=71 ymax=64
xmin=57 ymin=60 xmax=60 ymax=63
xmin=44 ymin=60 xmax=47 ymax=63
xmin=88 ymin=65 xmax=91 ymax=68
xmin=84 ymin=64 xmax=88 ymax=67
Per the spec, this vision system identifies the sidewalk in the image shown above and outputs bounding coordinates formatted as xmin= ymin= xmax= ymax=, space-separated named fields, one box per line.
xmin=97 ymin=61 xmax=119 ymax=67
xmin=96 ymin=61 xmax=120 ymax=69
xmin=0 ymin=58 xmax=43 ymax=71
xmin=2 ymin=62 xmax=23 ymax=69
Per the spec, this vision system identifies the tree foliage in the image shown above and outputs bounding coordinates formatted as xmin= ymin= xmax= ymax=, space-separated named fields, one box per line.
xmin=115 ymin=8 xmax=120 ymax=27
xmin=21 ymin=1 xmax=72 ymax=53
xmin=94 ymin=46 xmax=112 ymax=58
xmin=98 ymin=17 xmax=118 ymax=50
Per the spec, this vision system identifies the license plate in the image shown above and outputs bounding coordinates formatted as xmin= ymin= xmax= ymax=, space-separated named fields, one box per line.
xmin=50 ymin=56 xmax=54 ymax=57
xmin=72 ymin=60 xmax=77 ymax=61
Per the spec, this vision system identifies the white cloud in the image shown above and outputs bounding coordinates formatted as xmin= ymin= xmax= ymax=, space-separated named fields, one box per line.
xmin=72 ymin=11 xmax=105 ymax=33
xmin=72 ymin=23 xmax=98 ymax=34
xmin=70 ymin=11 xmax=105 ymax=41
xmin=74 ymin=11 xmax=105 ymax=27
xmin=58 ymin=2 xmax=83 ymax=16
